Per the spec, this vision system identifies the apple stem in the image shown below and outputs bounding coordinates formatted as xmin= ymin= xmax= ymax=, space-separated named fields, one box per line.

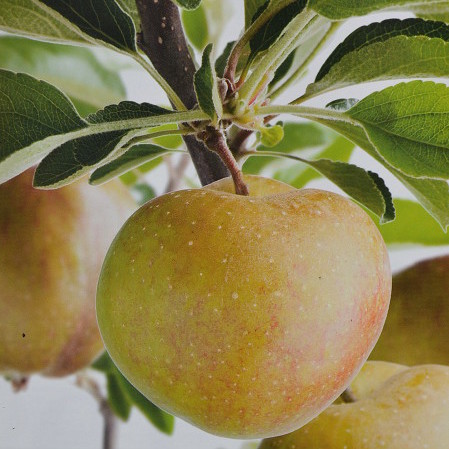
xmin=340 ymin=387 xmax=357 ymax=403
xmin=198 ymin=127 xmax=249 ymax=195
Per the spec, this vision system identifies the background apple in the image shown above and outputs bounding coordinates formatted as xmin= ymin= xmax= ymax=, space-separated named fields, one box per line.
xmin=0 ymin=169 xmax=134 ymax=378
xmin=370 ymin=256 xmax=449 ymax=365
xmin=259 ymin=361 xmax=449 ymax=449
xmin=96 ymin=175 xmax=391 ymax=439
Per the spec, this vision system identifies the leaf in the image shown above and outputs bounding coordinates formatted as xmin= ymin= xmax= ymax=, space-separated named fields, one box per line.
xmin=266 ymin=149 xmax=394 ymax=221
xmin=245 ymin=0 xmax=268 ymax=28
xmin=249 ymin=0 xmax=307 ymax=62
xmin=243 ymin=122 xmax=337 ymax=174
xmin=0 ymin=0 xmax=87 ymax=45
xmin=131 ymin=183 xmax=157 ymax=205
xmin=259 ymin=124 xmax=284 ymax=147
xmin=116 ymin=0 xmax=141 ymax=28
xmin=182 ymin=4 xmax=209 ymax=50
xmin=90 ymin=144 xmax=170 ymax=185
xmin=106 ymin=373 xmax=132 ymax=421
xmin=115 ymin=371 xmax=175 ymax=435
xmin=194 ymin=43 xmax=223 ymax=121
xmin=346 ymin=81 xmax=449 ymax=180
xmin=372 ymin=199 xmax=449 ymax=245
xmin=274 ymin=135 xmax=355 ymax=188
xmin=34 ymin=102 xmax=178 ymax=188
xmin=308 ymin=0 xmax=449 ymax=20
xmin=0 ymin=36 xmax=125 ymax=110
xmin=215 ymin=41 xmax=235 ymax=77
xmin=173 ymin=0 xmax=202 ymax=9
xmin=40 ymin=0 xmax=136 ymax=53
xmin=92 ymin=352 xmax=174 ymax=433
xmin=0 ymin=70 xmax=86 ymax=183
xmin=0 ymin=69 xmax=205 ymax=186
xmin=307 ymin=18 xmax=449 ymax=97
xmin=326 ymin=98 xmax=359 ymax=112
xmin=301 ymin=107 xmax=449 ymax=229
xmin=413 ymin=3 xmax=449 ymax=23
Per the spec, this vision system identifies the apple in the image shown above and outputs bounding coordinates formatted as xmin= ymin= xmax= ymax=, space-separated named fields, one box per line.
xmin=259 ymin=361 xmax=449 ymax=449
xmin=370 ymin=256 xmax=449 ymax=365
xmin=0 ymin=169 xmax=134 ymax=378
xmin=96 ymin=175 xmax=391 ymax=438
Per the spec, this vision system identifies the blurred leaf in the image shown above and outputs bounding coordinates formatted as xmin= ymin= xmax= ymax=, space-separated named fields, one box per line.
xmin=309 ymin=0 xmax=448 ymax=19
xmin=0 ymin=36 xmax=125 ymax=110
xmin=274 ymin=135 xmax=355 ymax=188
xmin=40 ymin=0 xmax=136 ymax=53
xmin=194 ymin=44 xmax=222 ymax=121
xmin=106 ymin=373 xmax=132 ymax=421
xmin=182 ymin=4 xmax=209 ymax=50
xmin=151 ymin=125 xmax=184 ymax=149
xmin=307 ymin=19 xmax=449 ymax=97
xmin=91 ymin=352 xmax=115 ymax=372
xmin=119 ymin=170 xmax=138 ymax=186
xmin=413 ymin=3 xmax=449 ymax=23
xmin=372 ymin=199 xmax=449 ymax=245
xmin=131 ymin=183 xmax=157 ymax=205
xmin=243 ymin=122 xmax=336 ymax=174
xmin=326 ymin=98 xmax=359 ymax=112
xmin=0 ymin=0 xmax=88 ymax=45
xmin=89 ymin=144 xmax=170 ymax=185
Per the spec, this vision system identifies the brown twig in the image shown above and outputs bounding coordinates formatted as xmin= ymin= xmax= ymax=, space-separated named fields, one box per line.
xmin=76 ymin=373 xmax=118 ymax=449
xmin=135 ymin=0 xmax=229 ymax=186
xmin=164 ymin=153 xmax=190 ymax=193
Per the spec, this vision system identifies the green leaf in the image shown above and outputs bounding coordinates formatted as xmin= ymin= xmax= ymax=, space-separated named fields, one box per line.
xmin=106 ymin=373 xmax=132 ymax=421
xmin=274 ymin=135 xmax=355 ymax=188
xmin=249 ymin=0 xmax=307 ymax=62
xmin=91 ymin=351 xmax=115 ymax=372
xmin=0 ymin=0 xmax=87 ymax=45
xmin=259 ymin=124 xmax=284 ymax=147
xmin=245 ymin=0 xmax=268 ymax=28
xmin=301 ymin=107 xmax=449 ymax=229
xmin=173 ymin=0 xmax=202 ymax=9
xmin=182 ymin=4 xmax=209 ymax=50
xmin=309 ymin=0 xmax=449 ymax=20
xmin=0 ymin=36 xmax=125 ymax=110
xmin=215 ymin=41 xmax=235 ymax=77
xmin=413 ymin=3 xmax=449 ymax=23
xmin=243 ymin=122 xmax=336 ymax=174
xmin=194 ymin=43 xmax=223 ymax=121
xmin=326 ymin=98 xmax=359 ymax=112
xmin=115 ymin=371 xmax=175 ymax=435
xmin=116 ymin=0 xmax=141 ymax=28
xmin=307 ymin=19 xmax=449 ymax=97
xmin=0 ymin=70 xmax=86 ymax=183
xmin=40 ymin=0 xmax=136 ymax=53
xmin=131 ymin=183 xmax=157 ymax=205
xmin=265 ymin=148 xmax=394 ymax=221
xmin=346 ymin=81 xmax=449 ymax=180
xmin=90 ymin=144 xmax=170 ymax=185
xmin=372 ymin=199 xmax=449 ymax=245
xmin=33 ymin=102 xmax=178 ymax=188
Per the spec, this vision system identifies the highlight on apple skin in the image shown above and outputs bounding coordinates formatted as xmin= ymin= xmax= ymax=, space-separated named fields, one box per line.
xmin=370 ymin=255 xmax=449 ymax=365
xmin=0 ymin=169 xmax=135 ymax=379
xmin=259 ymin=361 xmax=449 ymax=449
xmin=96 ymin=175 xmax=391 ymax=439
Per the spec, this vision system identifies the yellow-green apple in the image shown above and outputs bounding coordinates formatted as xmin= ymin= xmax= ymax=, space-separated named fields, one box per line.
xmin=259 ymin=361 xmax=449 ymax=449
xmin=96 ymin=175 xmax=391 ymax=438
xmin=0 ymin=169 xmax=134 ymax=378
xmin=370 ymin=256 xmax=449 ymax=365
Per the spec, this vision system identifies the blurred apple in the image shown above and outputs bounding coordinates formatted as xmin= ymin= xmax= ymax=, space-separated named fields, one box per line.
xmin=96 ymin=175 xmax=391 ymax=438
xmin=370 ymin=256 xmax=449 ymax=365
xmin=0 ymin=169 xmax=134 ymax=379
xmin=259 ymin=361 xmax=449 ymax=449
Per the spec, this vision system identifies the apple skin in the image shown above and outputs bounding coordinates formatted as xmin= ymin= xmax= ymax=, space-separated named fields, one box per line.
xmin=0 ymin=169 xmax=134 ymax=378
xmin=96 ymin=175 xmax=391 ymax=438
xmin=370 ymin=256 xmax=449 ymax=365
xmin=259 ymin=361 xmax=449 ymax=449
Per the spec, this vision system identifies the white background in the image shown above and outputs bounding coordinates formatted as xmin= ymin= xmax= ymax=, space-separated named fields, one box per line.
xmin=1 ymin=3 xmax=449 ymax=449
